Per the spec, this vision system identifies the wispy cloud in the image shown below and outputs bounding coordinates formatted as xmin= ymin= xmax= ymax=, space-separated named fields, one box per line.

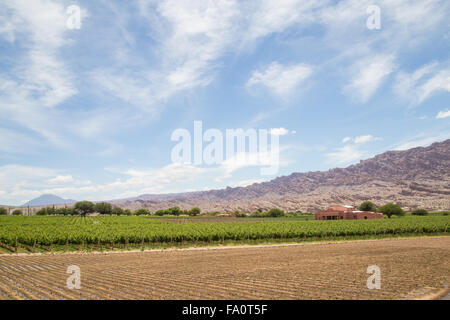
xmin=394 ymin=132 xmax=450 ymax=151
xmin=394 ymin=60 xmax=450 ymax=105
xmin=436 ymin=110 xmax=450 ymax=119
xmin=247 ymin=62 xmax=314 ymax=98
xmin=48 ymin=175 xmax=74 ymax=184
xmin=328 ymin=133 xmax=383 ymax=164
xmin=344 ymin=55 xmax=395 ymax=103
xmin=343 ymin=135 xmax=383 ymax=144
xmin=325 ymin=145 xmax=367 ymax=164
xmin=270 ymin=128 xmax=290 ymax=136
xmin=0 ymin=0 xmax=77 ymax=145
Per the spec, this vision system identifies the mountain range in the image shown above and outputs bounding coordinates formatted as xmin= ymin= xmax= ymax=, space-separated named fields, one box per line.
xmin=112 ymin=139 xmax=450 ymax=212
xmin=21 ymin=140 xmax=449 ymax=212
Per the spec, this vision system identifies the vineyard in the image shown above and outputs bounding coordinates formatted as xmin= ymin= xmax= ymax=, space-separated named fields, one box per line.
xmin=0 ymin=216 xmax=448 ymax=253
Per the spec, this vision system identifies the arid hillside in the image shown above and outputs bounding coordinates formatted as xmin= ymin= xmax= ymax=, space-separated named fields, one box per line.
xmin=114 ymin=139 xmax=450 ymax=212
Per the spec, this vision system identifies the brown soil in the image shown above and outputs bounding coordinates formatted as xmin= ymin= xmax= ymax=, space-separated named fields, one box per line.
xmin=0 ymin=237 xmax=448 ymax=300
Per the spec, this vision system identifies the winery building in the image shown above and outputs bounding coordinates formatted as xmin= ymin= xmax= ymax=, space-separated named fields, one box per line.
xmin=315 ymin=205 xmax=383 ymax=220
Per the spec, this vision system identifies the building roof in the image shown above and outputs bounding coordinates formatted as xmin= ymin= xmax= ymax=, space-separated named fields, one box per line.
xmin=327 ymin=206 xmax=354 ymax=212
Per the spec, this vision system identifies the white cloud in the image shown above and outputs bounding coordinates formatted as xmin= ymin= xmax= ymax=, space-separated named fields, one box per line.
xmin=394 ymin=132 xmax=450 ymax=151
xmin=270 ymin=128 xmax=289 ymax=136
xmin=48 ymin=175 xmax=74 ymax=184
xmin=436 ymin=110 xmax=450 ymax=119
xmin=354 ymin=135 xmax=383 ymax=144
xmin=247 ymin=61 xmax=314 ymax=98
xmin=0 ymin=165 xmax=58 ymax=190
xmin=1 ymin=0 xmax=76 ymax=108
xmin=0 ymin=0 xmax=78 ymax=146
xmin=218 ymin=151 xmax=280 ymax=180
xmin=93 ymin=0 xmax=241 ymax=112
xmin=344 ymin=55 xmax=395 ymax=103
xmin=342 ymin=137 xmax=352 ymax=143
xmin=244 ymin=0 xmax=325 ymax=42
xmin=100 ymin=0 xmax=323 ymax=108
xmin=395 ymin=61 xmax=450 ymax=105
xmin=342 ymin=135 xmax=383 ymax=144
xmin=0 ymin=163 xmax=207 ymax=204
xmin=325 ymin=145 xmax=366 ymax=164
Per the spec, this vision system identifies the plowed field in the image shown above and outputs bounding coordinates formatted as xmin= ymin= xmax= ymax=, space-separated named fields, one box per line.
xmin=0 ymin=237 xmax=448 ymax=300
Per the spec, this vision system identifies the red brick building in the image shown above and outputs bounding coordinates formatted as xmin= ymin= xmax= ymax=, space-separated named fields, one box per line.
xmin=315 ymin=205 xmax=383 ymax=220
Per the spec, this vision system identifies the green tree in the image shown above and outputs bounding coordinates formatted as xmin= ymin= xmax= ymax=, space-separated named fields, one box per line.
xmin=411 ymin=209 xmax=428 ymax=216
xmin=55 ymin=208 xmax=69 ymax=216
xmin=233 ymin=210 xmax=246 ymax=217
xmin=188 ymin=207 xmax=201 ymax=216
xmin=134 ymin=208 xmax=150 ymax=216
xmin=267 ymin=208 xmax=285 ymax=217
xmin=124 ymin=209 xmax=132 ymax=216
xmin=168 ymin=206 xmax=181 ymax=216
xmin=359 ymin=201 xmax=377 ymax=212
xmin=55 ymin=207 xmax=73 ymax=216
xmin=112 ymin=207 xmax=124 ymax=215
xmin=74 ymin=201 xmax=95 ymax=217
xmin=378 ymin=203 xmax=404 ymax=219
xmin=94 ymin=202 xmax=113 ymax=215
xmin=155 ymin=209 xmax=168 ymax=216
xmin=12 ymin=209 xmax=23 ymax=216
xmin=0 ymin=208 xmax=8 ymax=215
xmin=250 ymin=210 xmax=262 ymax=217
xmin=36 ymin=208 xmax=49 ymax=215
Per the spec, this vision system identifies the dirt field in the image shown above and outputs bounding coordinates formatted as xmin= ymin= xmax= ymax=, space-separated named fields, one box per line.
xmin=0 ymin=237 xmax=448 ymax=300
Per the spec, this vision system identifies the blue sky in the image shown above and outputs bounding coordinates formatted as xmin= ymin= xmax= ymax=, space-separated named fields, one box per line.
xmin=0 ymin=0 xmax=449 ymax=205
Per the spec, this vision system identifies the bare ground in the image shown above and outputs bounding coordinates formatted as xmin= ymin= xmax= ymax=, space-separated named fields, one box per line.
xmin=0 ymin=237 xmax=448 ymax=300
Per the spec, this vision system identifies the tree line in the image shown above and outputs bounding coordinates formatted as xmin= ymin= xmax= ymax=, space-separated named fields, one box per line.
xmin=0 ymin=200 xmax=440 ymax=218
xmin=14 ymin=201 xmax=204 ymax=217
xmin=358 ymin=201 xmax=433 ymax=218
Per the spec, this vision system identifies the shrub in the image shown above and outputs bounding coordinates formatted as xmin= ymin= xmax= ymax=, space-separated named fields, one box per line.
xmin=359 ymin=201 xmax=377 ymax=212
xmin=36 ymin=208 xmax=49 ymax=215
xmin=112 ymin=207 xmax=124 ymax=215
xmin=378 ymin=203 xmax=404 ymax=218
xmin=124 ymin=209 xmax=132 ymax=216
xmin=55 ymin=208 xmax=65 ymax=215
xmin=94 ymin=202 xmax=113 ymax=215
xmin=204 ymin=211 xmax=221 ymax=216
xmin=250 ymin=210 xmax=263 ymax=217
xmin=54 ymin=208 xmax=74 ymax=216
xmin=12 ymin=209 xmax=23 ymax=216
xmin=154 ymin=209 xmax=167 ymax=216
xmin=167 ymin=206 xmax=181 ymax=216
xmin=188 ymin=207 xmax=201 ymax=216
xmin=0 ymin=208 xmax=8 ymax=215
xmin=233 ymin=210 xmax=246 ymax=217
xmin=411 ymin=209 xmax=428 ymax=216
xmin=267 ymin=208 xmax=285 ymax=217
xmin=134 ymin=208 xmax=150 ymax=216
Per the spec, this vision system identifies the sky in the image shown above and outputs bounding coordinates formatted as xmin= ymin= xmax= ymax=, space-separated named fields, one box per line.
xmin=0 ymin=0 xmax=449 ymax=205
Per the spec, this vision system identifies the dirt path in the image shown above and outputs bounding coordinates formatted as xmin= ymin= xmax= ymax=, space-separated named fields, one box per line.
xmin=0 ymin=237 xmax=448 ymax=300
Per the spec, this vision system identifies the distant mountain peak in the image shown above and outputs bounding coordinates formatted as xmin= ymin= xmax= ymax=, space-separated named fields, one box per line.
xmin=22 ymin=194 xmax=76 ymax=207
